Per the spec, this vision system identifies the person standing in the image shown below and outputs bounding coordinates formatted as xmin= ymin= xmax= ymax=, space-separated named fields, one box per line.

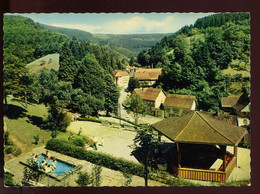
xmin=101 ymin=137 xmax=104 ymax=147
xmin=93 ymin=136 xmax=98 ymax=150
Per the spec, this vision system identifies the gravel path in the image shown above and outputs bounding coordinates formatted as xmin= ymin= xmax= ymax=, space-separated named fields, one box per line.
xmin=68 ymin=121 xmax=138 ymax=162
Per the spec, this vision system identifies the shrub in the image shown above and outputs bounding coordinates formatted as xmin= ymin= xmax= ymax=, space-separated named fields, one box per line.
xmin=83 ymin=136 xmax=95 ymax=147
xmin=4 ymin=131 xmax=13 ymax=145
xmin=4 ymin=173 xmax=19 ymax=186
xmin=79 ymin=104 xmax=93 ymax=117
xmin=73 ymin=138 xmax=85 ymax=147
xmin=76 ymin=171 xmax=91 ymax=186
xmin=33 ymin=134 xmax=40 ymax=144
xmin=13 ymin=147 xmax=22 ymax=156
xmin=4 ymin=146 xmax=15 ymax=154
xmin=46 ymin=139 xmax=145 ymax=177
xmin=122 ymin=171 xmax=133 ymax=186
xmin=77 ymin=127 xmax=83 ymax=136
xmin=51 ymin=130 xmax=59 ymax=138
xmin=68 ymin=132 xmax=75 ymax=141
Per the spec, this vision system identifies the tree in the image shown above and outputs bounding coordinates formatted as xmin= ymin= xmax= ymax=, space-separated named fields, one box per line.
xmin=73 ymin=53 xmax=105 ymax=98
xmin=50 ymin=130 xmax=58 ymax=138
xmin=103 ymin=74 xmax=119 ymax=115
xmin=205 ymin=29 xmax=233 ymax=69
xmin=21 ymin=158 xmax=45 ymax=186
xmin=3 ymin=51 xmax=31 ymax=109
xmin=15 ymin=73 xmax=35 ymax=108
xmin=137 ymin=50 xmax=151 ymax=67
xmin=132 ymin=125 xmax=159 ymax=186
xmin=43 ymin=104 xmax=71 ymax=132
xmin=127 ymin=77 xmax=140 ymax=92
xmin=125 ymin=94 xmax=148 ymax=124
xmin=76 ymin=171 xmax=91 ymax=186
xmin=91 ymin=165 xmax=102 ymax=187
xmin=58 ymin=41 xmax=78 ymax=82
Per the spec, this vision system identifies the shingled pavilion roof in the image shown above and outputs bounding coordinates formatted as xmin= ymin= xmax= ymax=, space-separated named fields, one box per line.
xmin=152 ymin=111 xmax=247 ymax=146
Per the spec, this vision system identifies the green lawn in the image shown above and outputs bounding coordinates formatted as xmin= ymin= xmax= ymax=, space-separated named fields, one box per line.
xmin=223 ymin=59 xmax=250 ymax=78
xmin=27 ymin=53 xmax=60 ymax=74
xmin=4 ymin=96 xmax=71 ymax=149
xmin=223 ymin=67 xmax=250 ymax=78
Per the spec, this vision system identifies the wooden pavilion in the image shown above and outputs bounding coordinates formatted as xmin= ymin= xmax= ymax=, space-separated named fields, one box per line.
xmin=152 ymin=111 xmax=247 ymax=183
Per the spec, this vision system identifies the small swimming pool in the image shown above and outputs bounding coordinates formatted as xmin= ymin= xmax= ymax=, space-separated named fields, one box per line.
xmin=38 ymin=155 xmax=73 ymax=176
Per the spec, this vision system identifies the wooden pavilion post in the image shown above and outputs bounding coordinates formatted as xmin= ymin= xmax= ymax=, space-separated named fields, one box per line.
xmin=158 ymin=132 xmax=161 ymax=142
xmin=234 ymin=146 xmax=238 ymax=166
xmin=157 ymin=132 xmax=162 ymax=157
xmin=222 ymin=145 xmax=227 ymax=172
xmin=176 ymin=143 xmax=182 ymax=168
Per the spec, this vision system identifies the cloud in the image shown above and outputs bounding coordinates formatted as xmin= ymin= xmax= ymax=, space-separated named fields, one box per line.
xmin=98 ymin=15 xmax=179 ymax=34
xmin=50 ymin=16 xmax=181 ymax=34
xmin=50 ymin=13 xmax=212 ymax=34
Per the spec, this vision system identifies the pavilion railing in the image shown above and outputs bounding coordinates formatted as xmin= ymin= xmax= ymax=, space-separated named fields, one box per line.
xmin=225 ymin=156 xmax=237 ymax=181
xmin=178 ymin=167 xmax=225 ymax=182
xmin=177 ymin=156 xmax=237 ymax=183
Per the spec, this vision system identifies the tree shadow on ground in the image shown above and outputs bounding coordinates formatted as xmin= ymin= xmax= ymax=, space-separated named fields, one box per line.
xmin=131 ymin=147 xmax=146 ymax=164
xmin=10 ymin=98 xmax=35 ymax=107
xmin=4 ymin=104 xmax=28 ymax=119
xmin=26 ymin=115 xmax=44 ymax=128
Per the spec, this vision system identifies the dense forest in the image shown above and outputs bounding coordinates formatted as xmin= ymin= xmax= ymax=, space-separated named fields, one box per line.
xmin=3 ymin=15 xmax=123 ymax=130
xmin=136 ymin=13 xmax=250 ymax=111
xmin=3 ymin=13 xmax=251 ymax=120
xmin=41 ymin=24 xmax=170 ymax=58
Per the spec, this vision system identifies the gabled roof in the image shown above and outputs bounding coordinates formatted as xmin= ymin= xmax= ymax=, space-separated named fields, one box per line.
xmin=233 ymin=93 xmax=250 ymax=112
xmin=135 ymin=68 xmax=162 ymax=81
xmin=164 ymin=94 xmax=196 ymax=109
xmin=221 ymin=93 xmax=250 ymax=112
xmin=152 ymin=111 xmax=246 ymax=146
xmin=113 ymin=70 xmax=129 ymax=77
xmin=221 ymin=96 xmax=240 ymax=108
xmin=241 ymin=103 xmax=250 ymax=112
xmin=126 ymin=66 xmax=139 ymax=70
xmin=132 ymin=88 xmax=165 ymax=102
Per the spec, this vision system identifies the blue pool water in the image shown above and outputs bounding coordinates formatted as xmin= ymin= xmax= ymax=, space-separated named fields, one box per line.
xmin=38 ymin=155 xmax=73 ymax=175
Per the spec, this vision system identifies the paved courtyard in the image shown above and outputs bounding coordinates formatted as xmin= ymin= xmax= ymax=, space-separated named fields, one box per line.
xmin=68 ymin=121 xmax=250 ymax=184
xmin=68 ymin=121 xmax=138 ymax=162
xmin=5 ymin=120 xmax=250 ymax=186
xmin=4 ymin=147 xmax=166 ymax=186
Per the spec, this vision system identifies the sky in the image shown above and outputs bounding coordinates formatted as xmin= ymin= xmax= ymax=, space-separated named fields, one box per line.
xmin=12 ymin=13 xmax=214 ymax=34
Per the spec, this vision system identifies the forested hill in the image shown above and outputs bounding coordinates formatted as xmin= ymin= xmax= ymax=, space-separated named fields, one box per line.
xmin=4 ymin=15 xmax=126 ymax=74
xmin=41 ymin=24 xmax=94 ymax=41
xmin=41 ymin=23 xmax=171 ymax=58
xmin=136 ymin=12 xmax=250 ymax=111
xmin=4 ymin=15 xmax=124 ymax=117
xmin=3 ymin=15 xmax=69 ymax=64
xmin=194 ymin=12 xmax=250 ymax=29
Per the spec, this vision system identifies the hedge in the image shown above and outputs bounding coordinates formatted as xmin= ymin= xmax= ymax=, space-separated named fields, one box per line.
xmin=46 ymin=139 xmax=144 ymax=177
